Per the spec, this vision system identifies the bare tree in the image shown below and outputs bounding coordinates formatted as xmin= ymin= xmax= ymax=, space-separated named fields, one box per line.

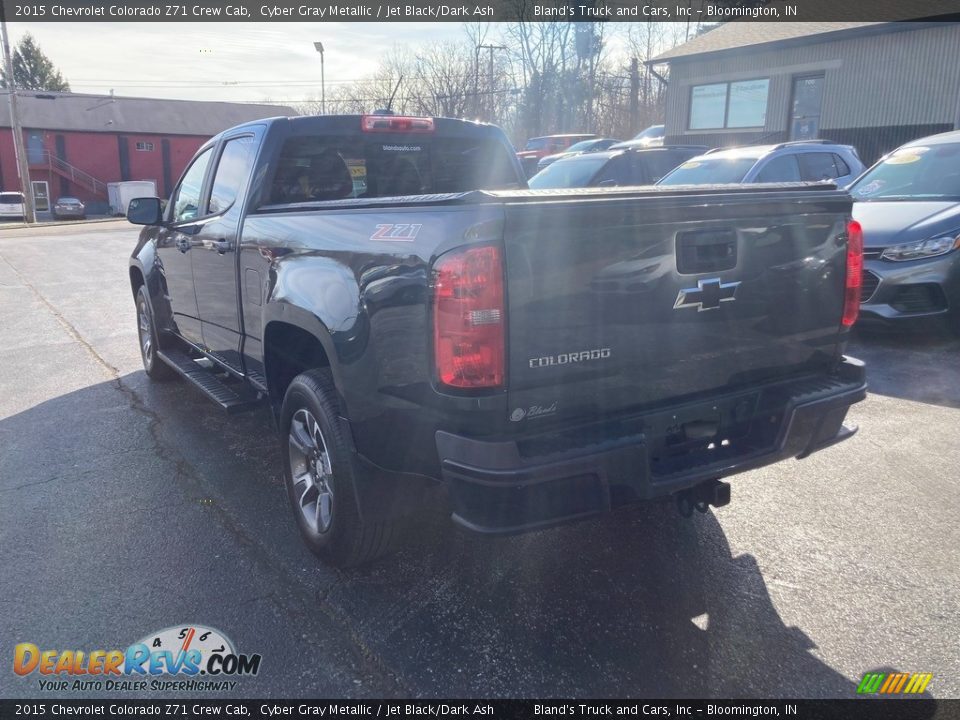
xmin=287 ymin=20 xmax=691 ymax=146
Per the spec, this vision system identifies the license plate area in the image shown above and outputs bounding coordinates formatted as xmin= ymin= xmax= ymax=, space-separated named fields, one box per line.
xmin=645 ymin=390 xmax=775 ymax=479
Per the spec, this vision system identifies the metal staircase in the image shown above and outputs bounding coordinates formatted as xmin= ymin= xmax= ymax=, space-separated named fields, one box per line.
xmin=29 ymin=152 xmax=108 ymax=197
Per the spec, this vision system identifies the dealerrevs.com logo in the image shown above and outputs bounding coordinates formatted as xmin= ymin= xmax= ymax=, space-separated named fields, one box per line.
xmin=13 ymin=624 xmax=261 ymax=692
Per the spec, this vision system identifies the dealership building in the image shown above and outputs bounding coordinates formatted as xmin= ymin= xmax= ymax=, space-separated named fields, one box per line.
xmin=648 ymin=22 xmax=960 ymax=164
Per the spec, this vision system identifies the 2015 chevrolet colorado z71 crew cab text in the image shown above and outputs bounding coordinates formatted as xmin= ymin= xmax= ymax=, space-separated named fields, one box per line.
xmin=128 ymin=114 xmax=866 ymax=567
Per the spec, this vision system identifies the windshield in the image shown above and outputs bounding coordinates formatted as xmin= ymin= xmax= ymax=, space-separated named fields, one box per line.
xmin=58 ymin=197 xmax=81 ymax=204
xmin=523 ymin=137 xmax=549 ymax=151
xmin=850 ymin=143 xmax=960 ymax=200
xmin=657 ymin=157 xmax=757 ymax=185
xmin=528 ymin=156 xmax=609 ymax=189
xmin=0 ymin=193 xmax=23 ymax=203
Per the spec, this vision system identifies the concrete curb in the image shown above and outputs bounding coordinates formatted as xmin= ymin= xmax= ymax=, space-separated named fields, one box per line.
xmin=0 ymin=217 xmax=127 ymax=230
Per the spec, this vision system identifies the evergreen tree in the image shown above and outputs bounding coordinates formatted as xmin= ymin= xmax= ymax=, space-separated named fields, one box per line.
xmin=1 ymin=34 xmax=70 ymax=91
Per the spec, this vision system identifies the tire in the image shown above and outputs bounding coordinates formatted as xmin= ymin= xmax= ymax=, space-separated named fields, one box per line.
xmin=136 ymin=286 xmax=176 ymax=381
xmin=280 ymin=369 xmax=401 ymax=567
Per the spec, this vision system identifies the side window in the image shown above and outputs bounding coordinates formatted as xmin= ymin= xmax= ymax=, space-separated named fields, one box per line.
xmin=832 ymin=153 xmax=851 ymax=177
xmin=266 ymin=133 xmax=518 ymax=207
xmin=171 ymin=148 xmax=212 ymax=223
xmin=755 ymin=154 xmax=801 ymax=182
xmin=640 ymin=152 xmax=690 ymax=184
xmin=592 ymin=156 xmax=631 ymax=186
xmin=798 ymin=152 xmax=839 ymax=181
xmin=208 ymin=136 xmax=257 ymax=215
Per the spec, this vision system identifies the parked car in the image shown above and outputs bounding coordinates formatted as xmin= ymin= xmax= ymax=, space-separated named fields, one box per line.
xmin=529 ymin=146 xmax=707 ymax=190
xmin=52 ymin=197 xmax=86 ymax=220
xmin=537 ymin=138 xmax=623 ymax=171
xmin=516 ymin=133 xmax=597 ymax=178
xmin=0 ymin=191 xmax=25 ymax=220
xmin=126 ymin=113 xmax=865 ymax=567
xmin=624 ymin=124 xmax=665 ymax=148
xmin=849 ymin=130 xmax=960 ymax=333
xmin=656 ymin=140 xmax=865 ymax=188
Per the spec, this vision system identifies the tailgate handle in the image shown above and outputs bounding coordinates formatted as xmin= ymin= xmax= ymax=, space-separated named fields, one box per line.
xmin=677 ymin=229 xmax=737 ymax=274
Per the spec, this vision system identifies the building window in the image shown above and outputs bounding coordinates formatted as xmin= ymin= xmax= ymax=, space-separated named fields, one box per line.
xmin=689 ymin=78 xmax=769 ymax=130
xmin=135 ymin=141 xmax=155 ymax=151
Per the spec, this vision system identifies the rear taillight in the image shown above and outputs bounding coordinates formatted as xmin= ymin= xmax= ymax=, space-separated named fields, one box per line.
xmin=361 ymin=115 xmax=434 ymax=133
xmin=842 ymin=220 xmax=863 ymax=327
xmin=433 ymin=245 xmax=505 ymax=389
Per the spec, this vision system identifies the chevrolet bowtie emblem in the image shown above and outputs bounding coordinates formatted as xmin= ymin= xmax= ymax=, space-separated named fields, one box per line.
xmin=674 ymin=278 xmax=741 ymax=312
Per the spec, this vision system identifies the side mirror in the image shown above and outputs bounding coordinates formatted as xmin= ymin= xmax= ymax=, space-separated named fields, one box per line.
xmin=127 ymin=197 xmax=163 ymax=225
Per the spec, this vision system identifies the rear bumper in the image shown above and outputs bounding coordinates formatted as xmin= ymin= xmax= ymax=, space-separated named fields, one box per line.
xmin=438 ymin=357 xmax=866 ymax=534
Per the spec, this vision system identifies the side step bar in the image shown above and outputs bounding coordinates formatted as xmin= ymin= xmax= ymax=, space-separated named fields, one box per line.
xmin=156 ymin=348 xmax=264 ymax=414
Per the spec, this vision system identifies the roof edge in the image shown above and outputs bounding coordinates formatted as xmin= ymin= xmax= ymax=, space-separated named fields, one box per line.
xmin=647 ymin=21 xmax=944 ymax=65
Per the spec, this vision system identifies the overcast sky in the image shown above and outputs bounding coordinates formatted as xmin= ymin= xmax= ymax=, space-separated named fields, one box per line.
xmin=7 ymin=22 xmax=470 ymax=104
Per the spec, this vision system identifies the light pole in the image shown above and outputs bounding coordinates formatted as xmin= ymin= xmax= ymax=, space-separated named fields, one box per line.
xmin=313 ymin=41 xmax=325 ymax=115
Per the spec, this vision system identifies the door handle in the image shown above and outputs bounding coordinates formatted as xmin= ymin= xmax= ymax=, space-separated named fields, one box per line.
xmin=211 ymin=239 xmax=233 ymax=254
xmin=176 ymin=238 xmax=191 ymax=253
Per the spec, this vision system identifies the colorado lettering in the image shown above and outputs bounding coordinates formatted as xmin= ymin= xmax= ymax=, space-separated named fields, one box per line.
xmin=529 ymin=348 xmax=611 ymax=368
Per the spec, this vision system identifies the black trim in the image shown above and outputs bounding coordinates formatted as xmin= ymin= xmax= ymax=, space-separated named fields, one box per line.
xmin=161 ymin=138 xmax=172 ymax=198
xmin=54 ymin=134 xmax=68 ymax=195
xmin=118 ymin=136 xmax=130 ymax=181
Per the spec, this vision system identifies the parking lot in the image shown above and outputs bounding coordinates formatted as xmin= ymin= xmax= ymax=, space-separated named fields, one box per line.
xmin=1 ymin=220 xmax=958 ymax=699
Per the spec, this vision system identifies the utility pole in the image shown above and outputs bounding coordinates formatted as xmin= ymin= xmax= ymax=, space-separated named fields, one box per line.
xmin=629 ymin=58 xmax=640 ymax=136
xmin=476 ymin=44 xmax=506 ymax=122
xmin=1 ymin=18 xmax=35 ymax=223
xmin=473 ymin=45 xmax=480 ymax=119
xmin=313 ymin=41 xmax=325 ymax=115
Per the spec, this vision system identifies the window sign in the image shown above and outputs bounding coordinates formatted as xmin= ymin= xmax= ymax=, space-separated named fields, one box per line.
xmin=689 ymin=83 xmax=728 ymax=130
xmin=727 ymin=79 xmax=769 ymax=128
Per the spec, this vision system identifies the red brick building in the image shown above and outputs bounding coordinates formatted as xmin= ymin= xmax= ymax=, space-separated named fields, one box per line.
xmin=0 ymin=91 xmax=293 ymax=214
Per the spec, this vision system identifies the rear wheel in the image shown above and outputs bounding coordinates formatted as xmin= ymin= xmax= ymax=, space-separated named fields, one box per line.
xmin=280 ymin=369 xmax=401 ymax=567
xmin=136 ymin=286 xmax=176 ymax=381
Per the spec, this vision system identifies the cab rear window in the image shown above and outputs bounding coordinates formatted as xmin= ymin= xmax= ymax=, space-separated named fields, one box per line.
xmin=264 ymin=134 xmax=520 ymax=206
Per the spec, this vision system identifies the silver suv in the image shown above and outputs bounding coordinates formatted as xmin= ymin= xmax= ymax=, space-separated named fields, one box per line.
xmin=656 ymin=140 xmax=865 ymax=188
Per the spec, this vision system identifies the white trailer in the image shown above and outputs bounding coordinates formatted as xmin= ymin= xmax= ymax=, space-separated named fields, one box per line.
xmin=107 ymin=181 xmax=157 ymax=216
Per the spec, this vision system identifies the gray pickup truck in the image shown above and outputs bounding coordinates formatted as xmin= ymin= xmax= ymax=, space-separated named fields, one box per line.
xmin=128 ymin=114 xmax=866 ymax=567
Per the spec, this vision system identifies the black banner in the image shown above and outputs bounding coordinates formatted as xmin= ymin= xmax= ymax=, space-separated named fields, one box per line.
xmin=1 ymin=0 xmax=959 ymax=22
xmin=0 ymin=699 xmax=951 ymax=720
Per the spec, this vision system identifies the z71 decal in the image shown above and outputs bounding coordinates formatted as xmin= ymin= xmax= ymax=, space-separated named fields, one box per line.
xmin=370 ymin=223 xmax=422 ymax=242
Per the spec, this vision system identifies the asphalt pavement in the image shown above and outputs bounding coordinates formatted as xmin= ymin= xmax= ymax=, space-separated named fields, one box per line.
xmin=1 ymin=221 xmax=958 ymax=700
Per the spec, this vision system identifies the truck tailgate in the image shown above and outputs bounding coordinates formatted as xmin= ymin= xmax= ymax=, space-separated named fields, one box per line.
xmin=502 ymin=186 xmax=853 ymax=422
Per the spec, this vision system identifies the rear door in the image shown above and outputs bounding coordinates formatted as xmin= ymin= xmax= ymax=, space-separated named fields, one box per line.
xmin=502 ymin=188 xmax=852 ymax=423
xmin=193 ymin=129 xmax=262 ymax=371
